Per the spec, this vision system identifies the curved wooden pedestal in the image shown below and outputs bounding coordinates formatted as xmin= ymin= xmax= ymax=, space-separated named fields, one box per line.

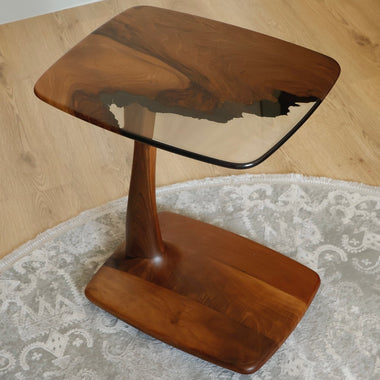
xmin=32 ymin=6 xmax=339 ymax=373
xmin=85 ymin=138 xmax=320 ymax=374
xmin=86 ymin=211 xmax=319 ymax=374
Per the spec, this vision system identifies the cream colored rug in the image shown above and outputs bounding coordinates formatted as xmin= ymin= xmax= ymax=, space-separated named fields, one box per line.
xmin=0 ymin=174 xmax=378 ymax=379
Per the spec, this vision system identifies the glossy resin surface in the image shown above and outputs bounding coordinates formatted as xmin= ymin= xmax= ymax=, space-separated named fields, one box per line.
xmin=35 ymin=6 xmax=340 ymax=167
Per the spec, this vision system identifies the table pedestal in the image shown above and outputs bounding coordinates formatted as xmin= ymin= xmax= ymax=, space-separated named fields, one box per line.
xmin=85 ymin=142 xmax=320 ymax=374
xmin=32 ymin=5 xmax=340 ymax=374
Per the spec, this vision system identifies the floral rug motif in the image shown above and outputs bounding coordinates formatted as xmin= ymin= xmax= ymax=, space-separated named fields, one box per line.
xmin=0 ymin=174 xmax=379 ymax=379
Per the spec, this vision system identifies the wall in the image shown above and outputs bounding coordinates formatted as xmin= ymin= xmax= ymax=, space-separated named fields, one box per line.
xmin=0 ymin=0 xmax=101 ymax=24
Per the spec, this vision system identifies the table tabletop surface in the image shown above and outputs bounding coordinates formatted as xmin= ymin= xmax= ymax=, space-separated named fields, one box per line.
xmin=34 ymin=6 xmax=340 ymax=168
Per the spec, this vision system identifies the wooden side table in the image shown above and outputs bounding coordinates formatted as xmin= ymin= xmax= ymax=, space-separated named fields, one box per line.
xmin=34 ymin=6 xmax=340 ymax=374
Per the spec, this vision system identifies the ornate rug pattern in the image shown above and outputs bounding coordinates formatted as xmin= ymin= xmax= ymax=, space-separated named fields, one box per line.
xmin=0 ymin=174 xmax=379 ymax=379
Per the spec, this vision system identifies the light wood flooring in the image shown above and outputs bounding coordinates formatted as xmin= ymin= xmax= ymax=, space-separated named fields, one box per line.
xmin=0 ymin=0 xmax=379 ymax=258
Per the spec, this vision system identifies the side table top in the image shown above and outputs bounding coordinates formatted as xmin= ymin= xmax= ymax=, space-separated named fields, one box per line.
xmin=34 ymin=6 xmax=340 ymax=168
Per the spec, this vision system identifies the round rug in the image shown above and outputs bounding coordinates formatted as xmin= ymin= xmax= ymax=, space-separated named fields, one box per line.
xmin=0 ymin=174 xmax=378 ymax=379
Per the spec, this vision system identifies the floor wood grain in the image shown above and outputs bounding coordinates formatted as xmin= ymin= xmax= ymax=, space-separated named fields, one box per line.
xmin=0 ymin=0 xmax=379 ymax=258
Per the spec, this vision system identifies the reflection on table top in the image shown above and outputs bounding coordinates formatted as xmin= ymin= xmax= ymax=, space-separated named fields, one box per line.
xmin=34 ymin=6 xmax=340 ymax=168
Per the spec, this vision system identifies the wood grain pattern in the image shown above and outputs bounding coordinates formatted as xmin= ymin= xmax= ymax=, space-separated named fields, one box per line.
xmin=86 ymin=211 xmax=320 ymax=374
xmin=85 ymin=107 xmax=320 ymax=372
xmin=34 ymin=5 xmax=340 ymax=167
xmin=124 ymin=141 xmax=164 ymax=258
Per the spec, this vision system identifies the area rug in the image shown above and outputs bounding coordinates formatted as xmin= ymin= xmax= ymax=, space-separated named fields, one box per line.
xmin=0 ymin=174 xmax=379 ymax=379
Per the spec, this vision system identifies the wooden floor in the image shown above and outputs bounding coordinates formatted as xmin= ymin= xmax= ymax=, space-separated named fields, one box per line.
xmin=0 ymin=0 xmax=379 ymax=258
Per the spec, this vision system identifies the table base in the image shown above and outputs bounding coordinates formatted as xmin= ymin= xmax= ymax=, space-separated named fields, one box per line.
xmin=85 ymin=211 xmax=320 ymax=374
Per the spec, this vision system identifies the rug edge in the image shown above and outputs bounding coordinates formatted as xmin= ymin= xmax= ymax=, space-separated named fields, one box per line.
xmin=1 ymin=173 xmax=379 ymax=271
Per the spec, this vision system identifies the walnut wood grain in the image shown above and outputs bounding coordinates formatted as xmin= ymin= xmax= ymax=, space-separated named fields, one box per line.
xmin=86 ymin=212 xmax=320 ymax=374
xmin=122 ymin=105 xmax=163 ymax=259
xmin=124 ymin=141 xmax=164 ymax=259
xmin=34 ymin=6 xmax=340 ymax=167
xmin=35 ymin=5 xmax=327 ymax=374
xmin=86 ymin=122 xmax=320 ymax=373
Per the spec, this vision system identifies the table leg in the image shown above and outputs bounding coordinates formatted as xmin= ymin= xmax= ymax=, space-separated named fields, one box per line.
xmin=85 ymin=127 xmax=320 ymax=375
xmin=124 ymin=141 xmax=164 ymax=259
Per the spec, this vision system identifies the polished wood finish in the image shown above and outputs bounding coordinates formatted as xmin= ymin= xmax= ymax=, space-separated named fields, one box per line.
xmin=85 ymin=119 xmax=320 ymax=372
xmin=122 ymin=104 xmax=163 ymax=259
xmin=125 ymin=140 xmax=164 ymax=258
xmin=30 ymin=4 xmax=344 ymax=373
xmin=86 ymin=211 xmax=320 ymax=374
xmin=34 ymin=6 xmax=340 ymax=162
xmin=1 ymin=0 xmax=379 ymax=258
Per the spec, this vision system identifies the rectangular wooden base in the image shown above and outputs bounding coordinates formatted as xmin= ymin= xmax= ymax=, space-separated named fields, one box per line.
xmin=85 ymin=212 xmax=320 ymax=374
